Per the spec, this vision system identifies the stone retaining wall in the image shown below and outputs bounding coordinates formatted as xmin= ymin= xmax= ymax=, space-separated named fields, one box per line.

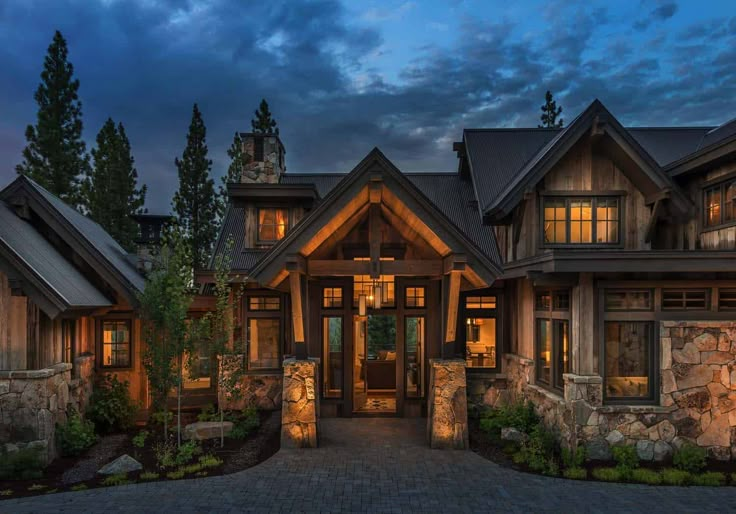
xmin=218 ymin=355 xmax=283 ymax=411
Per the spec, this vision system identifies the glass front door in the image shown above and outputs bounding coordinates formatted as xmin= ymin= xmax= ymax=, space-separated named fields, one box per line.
xmin=353 ymin=314 xmax=397 ymax=413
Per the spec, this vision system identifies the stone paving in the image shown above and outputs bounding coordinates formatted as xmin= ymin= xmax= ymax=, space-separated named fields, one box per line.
xmin=2 ymin=418 xmax=734 ymax=513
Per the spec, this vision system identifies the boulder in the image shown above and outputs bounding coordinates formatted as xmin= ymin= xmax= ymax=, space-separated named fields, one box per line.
xmin=605 ymin=429 xmax=624 ymax=446
xmin=585 ymin=438 xmax=611 ymax=461
xmin=98 ymin=454 xmax=142 ymax=475
xmin=183 ymin=421 xmax=233 ymax=441
xmin=500 ymin=427 xmax=527 ymax=443
xmin=636 ymin=440 xmax=655 ymax=461
xmin=653 ymin=440 xmax=672 ymax=462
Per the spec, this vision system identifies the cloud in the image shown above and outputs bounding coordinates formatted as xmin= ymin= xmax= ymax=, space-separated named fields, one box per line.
xmin=0 ymin=0 xmax=734 ymax=213
xmin=634 ymin=1 xmax=678 ymax=30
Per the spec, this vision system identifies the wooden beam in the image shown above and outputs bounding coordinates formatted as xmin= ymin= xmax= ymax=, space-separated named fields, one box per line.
xmin=444 ymin=270 xmax=461 ymax=343
xmin=369 ymin=180 xmax=382 ymax=204
xmin=644 ymin=199 xmax=663 ymax=244
xmin=289 ymin=271 xmax=305 ymax=344
xmin=285 ymin=253 xmax=306 ymax=274
xmin=307 ymin=259 xmax=442 ymax=277
xmin=443 ymin=253 xmax=467 ymax=274
xmin=369 ymin=204 xmax=381 ymax=278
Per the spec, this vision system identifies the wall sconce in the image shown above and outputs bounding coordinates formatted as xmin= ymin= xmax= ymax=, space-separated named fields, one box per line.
xmin=359 ymin=294 xmax=367 ymax=317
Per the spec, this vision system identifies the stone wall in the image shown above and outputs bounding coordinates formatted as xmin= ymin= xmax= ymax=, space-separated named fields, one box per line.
xmin=218 ymin=355 xmax=283 ymax=411
xmin=0 ymin=363 xmax=74 ymax=464
xmin=241 ymin=135 xmax=285 ymax=183
xmin=427 ymin=359 xmax=468 ymax=449
xmin=281 ymin=358 xmax=319 ymax=448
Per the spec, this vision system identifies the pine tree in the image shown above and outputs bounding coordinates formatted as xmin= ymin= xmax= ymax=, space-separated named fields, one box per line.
xmin=16 ymin=30 xmax=90 ymax=206
xmin=217 ymin=132 xmax=245 ymax=214
xmin=251 ymin=99 xmax=279 ymax=134
xmin=172 ymin=104 xmax=220 ymax=271
xmin=539 ymin=90 xmax=564 ymax=128
xmin=83 ymin=118 xmax=147 ymax=251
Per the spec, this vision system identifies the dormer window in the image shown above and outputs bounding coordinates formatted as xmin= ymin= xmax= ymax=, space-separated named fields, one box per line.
xmin=542 ymin=196 xmax=620 ymax=246
xmin=258 ymin=208 xmax=288 ymax=242
xmin=704 ymin=179 xmax=736 ymax=229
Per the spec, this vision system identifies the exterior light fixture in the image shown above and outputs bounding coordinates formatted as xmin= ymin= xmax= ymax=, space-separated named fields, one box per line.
xmin=359 ymin=294 xmax=367 ymax=317
xmin=373 ymin=281 xmax=382 ymax=309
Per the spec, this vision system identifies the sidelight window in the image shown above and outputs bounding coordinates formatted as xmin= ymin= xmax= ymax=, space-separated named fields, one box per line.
xmin=535 ymin=290 xmax=569 ymax=391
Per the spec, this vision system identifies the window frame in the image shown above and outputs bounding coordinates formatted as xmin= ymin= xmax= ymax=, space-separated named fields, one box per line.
xmin=98 ymin=317 xmax=133 ymax=370
xmin=459 ymin=289 xmax=501 ymax=373
xmin=322 ymin=287 xmax=344 ymax=309
xmin=540 ymin=193 xmax=624 ymax=248
xmin=661 ymin=289 xmax=710 ymax=311
xmin=256 ymin=207 xmax=289 ymax=243
xmin=702 ymin=176 xmax=736 ymax=231
xmin=243 ymin=292 xmax=285 ymax=372
xmin=534 ymin=289 xmax=570 ymax=393
xmin=405 ymin=286 xmax=426 ymax=309
xmin=62 ymin=319 xmax=76 ymax=365
xmin=321 ymin=315 xmax=344 ymax=399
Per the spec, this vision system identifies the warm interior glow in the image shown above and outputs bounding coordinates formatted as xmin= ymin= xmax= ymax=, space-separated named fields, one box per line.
xmin=258 ymin=208 xmax=288 ymax=241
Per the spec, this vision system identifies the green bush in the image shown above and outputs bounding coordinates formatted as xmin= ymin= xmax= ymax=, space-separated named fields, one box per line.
xmin=479 ymin=401 xmax=539 ymax=436
xmin=56 ymin=411 xmax=97 ymax=457
xmin=691 ymin=472 xmax=726 ymax=486
xmin=661 ymin=468 xmax=691 ymax=486
xmin=516 ymin=423 xmax=558 ymax=475
xmin=612 ymin=445 xmax=639 ymax=471
xmin=70 ymin=484 xmax=88 ymax=491
xmin=140 ymin=471 xmax=159 ymax=481
xmin=561 ymin=445 xmax=586 ymax=469
xmin=673 ymin=444 xmax=707 ymax=474
xmin=197 ymin=404 xmax=218 ymax=422
xmin=101 ymin=473 xmax=131 ymax=487
xmin=591 ymin=467 xmax=622 ymax=482
xmin=166 ymin=469 xmax=185 ymax=480
xmin=229 ymin=407 xmax=260 ymax=440
xmin=631 ymin=468 xmax=662 ymax=485
xmin=0 ymin=447 xmax=45 ymax=480
xmin=563 ymin=467 xmax=587 ymax=480
xmin=175 ymin=441 xmax=202 ymax=465
xmin=153 ymin=440 xmax=176 ymax=469
xmin=198 ymin=454 xmax=223 ymax=469
xmin=87 ymin=375 xmax=136 ymax=434
xmin=132 ymin=430 xmax=149 ymax=449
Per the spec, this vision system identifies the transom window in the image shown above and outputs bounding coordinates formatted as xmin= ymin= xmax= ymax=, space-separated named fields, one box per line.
xmin=405 ymin=287 xmax=425 ymax=308
xmin=353 ymin=258 xmax=395 ymax=307
xmin=542 ymin=196 xmax=620 ymax=245
xmin=604 ymin=290 xmax=652 ymax=311
xmin=258 ymin=208 xmax=288 ymax=242
xmin=466 ymin=295 xmax=496 ymax=309
xmin=719 ymin=289 xmax=736 ymax=310
xmin=704 ymin=179 xmax=736 ymax=228
xmin=249 ymin=296 xmax=280 ymax=311
xmin=101 ymin=320 xmax=131 ymax=368
xmin=323 ymin=287 xmax=343 ymax=309
xmin=662 ymin=289 xmax=709 ymax=311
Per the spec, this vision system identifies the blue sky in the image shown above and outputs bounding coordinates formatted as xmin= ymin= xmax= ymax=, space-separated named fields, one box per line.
xmin=0 ymin=0 xmax=735 ymax=211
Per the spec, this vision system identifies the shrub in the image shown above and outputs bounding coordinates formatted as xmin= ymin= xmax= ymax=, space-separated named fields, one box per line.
xmin=661 ymin=468 xmax=691 ymax=486
xmin=175 ymin=441 xmax=202 ymax=465
xmin=591 ymin=467 xmax=622 ymax=482
xmin=198 ymin=454 xmax=223 ymax=469
xmin=563 ymin=467 xmax=587 ymax=480
xmin=56 ymin=411 xmax=97 ymax=457
xmin=691 ymin=472 xmax=726 ymax=486
xmin=516 ymin=423 xmax=558 ymax=475
xmin=140 ymin=471 xmax=159 ymax=481
xmin=166 ymin=469 xmax=185 ymax=480
xmin=0 ymin=447 xmax=44 ymax=480
xmin=631 ymin=468 xmax=662 ymax=485
xmin=101 ymin=473 xmax=131 ymax=487
xmin=673 ymin=444 xmax=707 ymax=474
xmin=561 ymin=445 xmax=586 ymax=469
xmin=153 ymin=440 xmax=176 ymax=469
xmin=132 ymin=430 xmax=149 ymax=449
xmin=229 ymin=407 xmax=260 ymax=440
xmin=87 ymin=375 xmax=136 ymax=434
xmin=197 ymin=404 xmax=218 ymax=422
xmin=0 ymin=489 xmax=13 ymax=496
xmin=70 ymin=484 xmax=88 ymax=491
xmin=151 ymin=410 xmax=174 ymax=427
xmin=480 ymin=401 xmax=538 ymax=436
xmin=179 ymin=462 xmax=203 ymax=474
xmin=612 ymin=445 xmax=638 ymax=471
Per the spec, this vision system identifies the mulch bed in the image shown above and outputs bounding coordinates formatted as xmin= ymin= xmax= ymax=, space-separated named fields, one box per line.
xmin=0 ymin=410 xmax=281 ymax=500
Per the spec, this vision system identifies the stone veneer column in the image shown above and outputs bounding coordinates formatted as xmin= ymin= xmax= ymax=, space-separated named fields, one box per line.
xmin=281 ymin=358 xmax=319 ymax=448
xmin=427 ymin=359 xmax=468 ymax=449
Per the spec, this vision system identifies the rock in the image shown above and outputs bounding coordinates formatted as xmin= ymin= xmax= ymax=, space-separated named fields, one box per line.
xmin=281 ymin=359 xmax=320 ymax=449
xmin=657 ymin=420 xmax=676 ymax=443
xmin=675 ymin=364 xmax=713 ymax=390
xmin=693 ymin=332 xmax=718 ymax=351
xmin=428 ymin=360 xmax=468 ymax=450
xmin=674 ymin=388 xmax=711 ymax=412
xmin=653 ymin=440 xmax=672 ymax=462
xmin=707 ymin=382 xmax=728 ymax=398
xmin=703 ymin=352 xmax=733 ymax=365
xmin=661 ymin=340 xmax=672 ymax=370
xmin=672 ymin=343 xmax=700 ymax=364
xmin=662 ymin=370 xmax=677 ymax=394
xmin=718 ymin=333 xmax=731 ymax=352
xmin=501 ymin=427 xmax=527 ymax=443
xmin=636 ymin=440 xmax=655 ymax=461
xmin=585 ymin=438 xmax=611 ymax=461
xmin=696 ymin=413 xmax=730 ymax=447
xmin=183 ymin=421 xmax=234 ymax=441
xmin=605 ymin=430 xmax=624 ymax=446
xmin=98 ymin=454 xmax=142 ymax=475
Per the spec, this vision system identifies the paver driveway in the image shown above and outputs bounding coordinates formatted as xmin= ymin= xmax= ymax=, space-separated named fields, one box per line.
xmin=2 ymin=418 xmax=732 ymax=513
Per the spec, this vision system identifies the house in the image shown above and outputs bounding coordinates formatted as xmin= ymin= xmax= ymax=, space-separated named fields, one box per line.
xmin=202 ymin=99 xmax=736 ymax=457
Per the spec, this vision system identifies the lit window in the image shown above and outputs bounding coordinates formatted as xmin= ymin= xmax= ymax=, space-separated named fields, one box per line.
xmin=323 ymin=288 xmax=343 ymax=309
xmin=323 ymin=317 xmax=343 ymax=398
xmin=352 ymin=258 xmax=395 ymax=307
xmin=248 ymin=318 xmax=280 ymax=369
xmin=465 ymin=317 xmax=496 ymax=368
xmin=101 ymin=320 xmax=131 ymax=368
xmin=249 ymin=296 xmax=280 ymax=311
xmin=604 ymin=321 xmax=653 ymax=400
xmin=62 ymin=320 xmax=75 ymax=364
xmin=406 ymin=317 xmax=425 ymax=397
xmin=465 ymin=296 xmax=496 ymax=309
xmin=705 ymin=180 xmax=736 ymax=228
xmin=405 ymin=287 xmax=425 ymax=308
xmin=535 ymin=290 xmax=570 ymax=391
xmin=543 ymin=197 xmax=620 ymax=245
xmin=258 ymin=208 xmax=288 ymax=242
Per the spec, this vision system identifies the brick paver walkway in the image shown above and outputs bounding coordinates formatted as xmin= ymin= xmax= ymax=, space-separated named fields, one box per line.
xmin=2 ymin=418 xmax=732 ymax=513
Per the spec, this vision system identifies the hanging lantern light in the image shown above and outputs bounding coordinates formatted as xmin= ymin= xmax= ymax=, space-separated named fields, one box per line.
xmin=373 ymin=280 xmax=382 ymax=309
xmin=359 ymin=294 xmax=367 ymax=317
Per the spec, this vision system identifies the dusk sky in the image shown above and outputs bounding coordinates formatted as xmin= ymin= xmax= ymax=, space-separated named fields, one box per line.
xmin=1 ymin=0 xmax=735 ymax=212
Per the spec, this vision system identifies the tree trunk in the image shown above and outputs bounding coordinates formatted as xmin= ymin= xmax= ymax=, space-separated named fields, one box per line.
xmin=177 ymin=355 xmax=182 ymax=448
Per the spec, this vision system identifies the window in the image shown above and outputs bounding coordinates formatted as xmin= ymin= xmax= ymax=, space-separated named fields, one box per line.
xmin=662 ymin=289 xmax=709 ymax=311
xmin=101 ymin=320 xmax=131 ymax=368
xmin=604 ymin=290 xmax=652 ymax=311
xmin=604 ymin=321 xmax=654 ymax=400
xmin=249 ymin=296 xmax=280 ymax=311
xmin=248 ymin=318 xmax=280 ymax=370
xmin=719 ymin=289 xmax=736 ymax=310
xmin=406 ymin=317 xmax=425 ymax=397
xmin=535 ymin=290 xmax=569 ymax=391
xmin=352 ymin=258 xmax=395 ymax=307
xmin=405 ymin=287 xmax=425 ymax=308
xmin=543 ymin=196 xmax=620 ymax=245
xmin=323 ymin=288 xmax=343 ymax=309
xmin=322 ymin=317 xmax=343 ymax=398
xmin=466 ymin=295 xmax=496 ymax=309
xmin=465 ymin=318 xmax=497 ymax=368
xmin=704 ymin=179 xmax=736 ymax=228
xmin=62 ymin=320 xmax=75 ymax=364
xmin=257 ymin=208 xmax=288 ymax=242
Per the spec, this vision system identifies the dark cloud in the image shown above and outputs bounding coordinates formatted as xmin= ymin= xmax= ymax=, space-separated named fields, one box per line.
xmin=634 ymin=1 xmax=678 ymax=30
xmin=0 ymin=1 xmax=734 ymax=212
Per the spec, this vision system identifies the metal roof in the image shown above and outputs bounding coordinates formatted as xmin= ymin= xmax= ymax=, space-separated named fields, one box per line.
xmin=211 ymin=205 xmax=268 ymax=271
xmin=700 ymin=118 xmax=736 ymax=149
xmin=280 ymin=174 xmax=346 ymax=197
xmin=628 ymin=127 xmax=712 ymax=166
xmin=23 ymin=177 xmax=146 ymax=293
xmin=0 ymin=201 xmax=112 ymax=308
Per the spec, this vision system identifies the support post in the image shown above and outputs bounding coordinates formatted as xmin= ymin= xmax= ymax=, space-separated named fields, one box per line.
xmin=281 ymin=358 xmax=320 ymax=448
xmin=287 ymin=254 xmax=307 ymax=360
xmin=427 ymin=359 xmax=468 ymax=449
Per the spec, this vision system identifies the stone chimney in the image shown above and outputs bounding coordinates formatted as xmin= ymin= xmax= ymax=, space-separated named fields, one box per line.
xmin=240 ymin=133 xmax=286 ymax=183
xmin=130 ymin=214 xmax=172 ymax=274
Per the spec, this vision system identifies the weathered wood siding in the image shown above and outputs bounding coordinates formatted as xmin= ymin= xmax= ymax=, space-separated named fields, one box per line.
xmin=691 ymin=161 xmax=736 ymax=251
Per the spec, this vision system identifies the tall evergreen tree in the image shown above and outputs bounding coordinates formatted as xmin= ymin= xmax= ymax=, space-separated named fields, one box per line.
xmin=16 ymin=30 xmax=90 ymax=206
xmin=251 ymin=99 xmax=279 ymax=134
xmin=217 ymin=132 xmax=245 ymax=214
xmin=172 ymin=104 xmax=220 ymax=271
xmin=83 ymin=118 xmax=147 ymax=251
xmin=539 ymin=90 xmax=564 ymax=128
